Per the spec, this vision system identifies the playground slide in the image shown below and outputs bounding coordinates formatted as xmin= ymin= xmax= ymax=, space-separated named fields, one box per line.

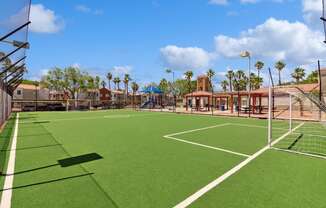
xmin=141 ymin=101 xmax=151 ymax=108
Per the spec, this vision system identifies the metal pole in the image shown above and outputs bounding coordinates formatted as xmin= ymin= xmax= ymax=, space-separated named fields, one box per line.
xmin=268 ymin=78 xmax=272 ymax=147
xmin=289 ymin=94 xmax=292 ymax=132
xmin=173 ymin=71 xmax=176 ymax=112
xmin=318 ymin=60 xmax=322 ymax=121
xmin=35 ymin=84 xmax=38 ymax=111
xmin=248 ymin=56 xmax=251 ymax=118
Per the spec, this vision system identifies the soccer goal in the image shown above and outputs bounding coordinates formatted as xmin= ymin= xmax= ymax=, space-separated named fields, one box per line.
xmin=268 ymin=84 xmax=326 ymax=159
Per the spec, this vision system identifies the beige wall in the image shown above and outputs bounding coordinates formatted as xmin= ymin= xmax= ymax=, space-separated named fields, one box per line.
xmin=321 ymin=69 xmax=326 ymax=102
xmin=13 ymin=87 xmax=49 ymax=100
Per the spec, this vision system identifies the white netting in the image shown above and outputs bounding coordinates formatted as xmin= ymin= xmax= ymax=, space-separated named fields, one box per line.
xmin=271 ymin=87 xmax=326 ymax=158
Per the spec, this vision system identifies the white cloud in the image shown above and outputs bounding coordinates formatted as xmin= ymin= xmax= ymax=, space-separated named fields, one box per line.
xmin=111 ymin=65 xmax=132 ymax=76
xmin=302 ymin=0 xmax=323 ymax=29
xmin=71 ymin=63 xmax=81 ymax=69
xmin=215 ymin=18 xmax=326 ymax=64
xmin=75 ymin=5 xmax=91 ymax=13
xmin=209 ymin=0 xmax=228 ymax=5
xmin=160 ymin=45 xmax=214 ymax=70
xmin=241 ymin=0 xmax=259 ymax=4
xmin=75 ymin=4 xmax=104 ymax=15
xmin=30 ymin=4 xmax=63 ymax=33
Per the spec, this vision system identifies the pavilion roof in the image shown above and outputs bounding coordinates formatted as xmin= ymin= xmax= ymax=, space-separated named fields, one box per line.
xmin=185 ymin=91 xmax=212 ymax=97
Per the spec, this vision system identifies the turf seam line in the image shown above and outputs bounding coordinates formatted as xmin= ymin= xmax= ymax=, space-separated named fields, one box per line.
xmin=271 ymin=147 xmax=326 ymax=160
xmin=0 ymin=113 xmax=19 ymax=208
xmin=164 ymin=135 xmax=250 ymax=157
xmin=173 ymin=122 xmax=305 ymax=208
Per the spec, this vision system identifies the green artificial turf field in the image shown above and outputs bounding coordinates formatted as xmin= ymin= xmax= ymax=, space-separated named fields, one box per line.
xmin=0 ymin=110 xmax=325 ymax=208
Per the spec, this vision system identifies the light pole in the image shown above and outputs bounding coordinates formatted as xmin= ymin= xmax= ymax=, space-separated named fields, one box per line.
xmin=240 ymin=51 xmax=252 ymax=118
xmin=166 ymin=69 xmax=176 ymax=112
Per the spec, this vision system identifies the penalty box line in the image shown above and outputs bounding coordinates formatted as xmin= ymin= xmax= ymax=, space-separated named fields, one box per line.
xmin=173 ymin=122 xmax=305 ymax=208
xmin=163 ymin=123 xmax=250 ymax=158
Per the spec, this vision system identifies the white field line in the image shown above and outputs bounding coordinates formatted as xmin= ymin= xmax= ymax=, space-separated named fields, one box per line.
xmin=173 ymin=122 xmax=305 ymax=208
xmin=164 ymin=135 xmax=250 ymax=158
xmin=163 ymin=123 xmax=250 ymax=157
xmin=21 ymin=115 xmax=132 ymax=123
xmin=165 ymin=123 xmax=231 ymax=137
xmin=0 ymin=114 xmax=20 ymax=208
xmin=272 ymin=147 xmax=326 ymax=160
xmin=19 ymin=113 xmax=169 ymax=124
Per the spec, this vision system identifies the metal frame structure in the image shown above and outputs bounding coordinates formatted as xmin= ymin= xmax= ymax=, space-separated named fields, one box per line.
xmin=322 ymin=0 xmax=326 ymax=43
xmin=0 ymin=1 xmax=32 ymax=127
xmin=0 ymin=21 xmax=31 ymax=93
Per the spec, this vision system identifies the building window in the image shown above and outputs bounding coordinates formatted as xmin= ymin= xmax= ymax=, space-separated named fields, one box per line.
xmin=17 ymin=90 xmax=22 ymax=95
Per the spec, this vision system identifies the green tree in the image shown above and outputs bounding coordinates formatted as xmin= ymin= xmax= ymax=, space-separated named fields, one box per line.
xmin=184 ymin=71 xmax=194 ymax=94
xmin=113 ymin=77 xmax=121 ymax=90
xmin=226 ymin=70 xmax=234 ymax=92
xmin=131 ymin=82 xmax=139 ymax=108
xmin=159 ymin=78 xmax=169 ymax=94
xmin=123 ymin=74 xmax=131 ymax=95
xmin=254 ymin=61 xmax=264 ymax=79
xmin=40 ymin=67 xmax=64 ymax=92
xmin=62 ymin=66 xmax=89 ymax=100
xmin=207 ymin=69 xmax=215 ymax=114
xmin=101 ymin=80 xmax=106 ymax=88
xmin=233 ymin=70 xmax=247 ymax=91
xmin=106 ymin=72 xmax=113 ymax=89
xmin=174 ymin=79 xmax=196 ymax=97
xmin=292 ymin=67 xmax=306 ymax=83
xmin=220 ymin=80 xmax=228 ymax=92
xmin=86 ymin=76 xmax=97 ymax=102
xmin=250 ymin=73 xmax=263 ymax=90
xmin=275 ymin=61 xmax=286 ymax=85
xmin=95 ymin=76 xmax=100 ymax=89
xmin=304 ymin=70 xmax=318 ymax=83
xmin=123 ymin=74 xmax=131 ymax=104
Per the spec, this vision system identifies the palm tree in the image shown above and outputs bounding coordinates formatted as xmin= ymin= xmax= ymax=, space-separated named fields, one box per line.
xmin=226 ymin=70 xmax=234 ymax=92
xmin=275 ymin=61 xmax=286 ymax=85
xmin=291 ymin=67 xmax=306 ymax=84
xmin=250 ymin=73 xmax=263 ymax=90
xmin=95 ymin=76 xmax=100 ymax=89
xmin=184 ymin=71 xmax=193 ymax=93
xmin=254 ymin=61 xmax=264 ymax=79
xmin=123 ymin=74 xmax=131 ymax=95
xmin=207 ymin=69 xmax=215 ymax=114
xmin=159 ymin=78 xmax=169 ymax=94
xmin=101 ymin=80 xmax=106 ymax=88
xmin=123 ymin=74 xmax=131 ymax=105
xmin=184 ymin=70 xmax=193 ymax=111
xmin=220 ymin=80 xmax=228 ymax=92
xmin=113 ymin=77 xmax=121 ymax=90
xmin=233 ymin=70 xmax=247 ymax=91
xmin=131 ymin=82 xmax=139 ymax=109
xmin=106 ymin=72 xmax=113 ymax=89
xmin=166 ymin=68 xmax=172 ymax=74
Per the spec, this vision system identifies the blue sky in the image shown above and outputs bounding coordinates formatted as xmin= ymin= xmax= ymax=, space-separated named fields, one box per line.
xmin=26 ymin=0 xmax=325 ymax=88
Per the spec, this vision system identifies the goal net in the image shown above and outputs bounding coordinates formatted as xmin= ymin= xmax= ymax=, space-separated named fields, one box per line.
xmin=269 ymin=85 xmax=326 ymax=159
